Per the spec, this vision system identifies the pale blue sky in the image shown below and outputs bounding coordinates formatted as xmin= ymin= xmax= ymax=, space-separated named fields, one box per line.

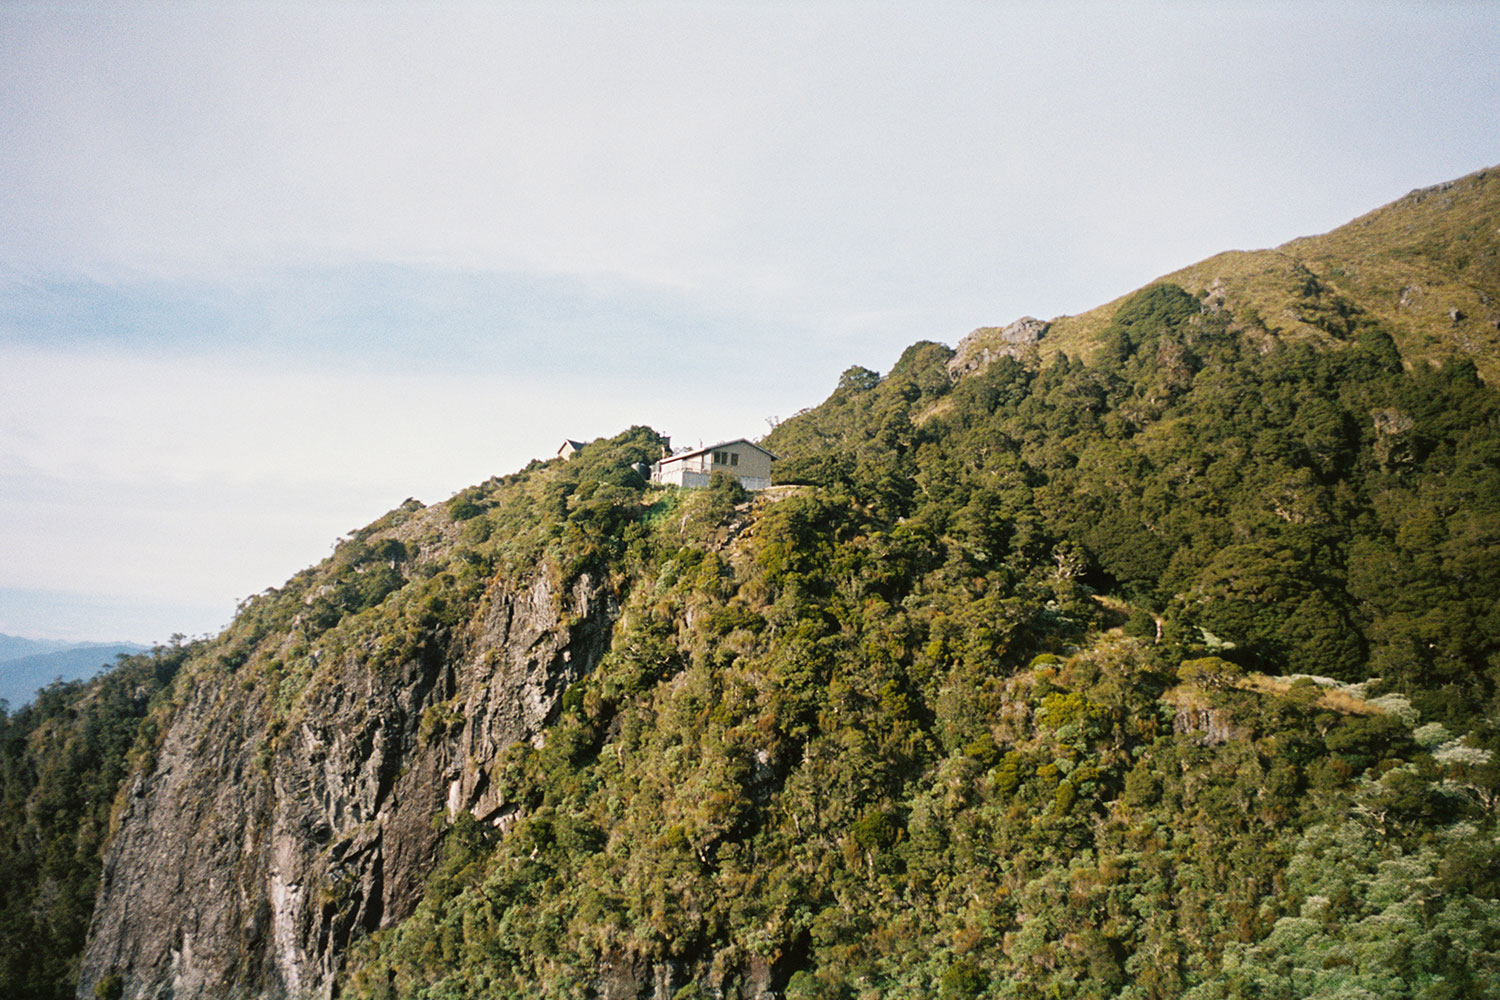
xmin=2 ymin=1 xmax=1498 ymax=642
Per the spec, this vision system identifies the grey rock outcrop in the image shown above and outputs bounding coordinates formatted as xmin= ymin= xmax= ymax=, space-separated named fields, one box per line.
xmin=1372 ymin=407 xmax=1418 ymax=469
xmin=1171 ymin=706 xmax=1246 ymax=746
xmin=947 ymin=316 xmax=1050 ymax=379
xmin=79 ymin=569 xmax=615 ymax=1000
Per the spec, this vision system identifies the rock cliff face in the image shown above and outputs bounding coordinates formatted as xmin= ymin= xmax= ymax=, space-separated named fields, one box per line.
xmin=79 ymin=568 xmax=615 ymax=1000
xmin=1170 ymin=705 xmax=1248 ymax=746
xmin=947 ymin=316 xmax=1049 ymax=379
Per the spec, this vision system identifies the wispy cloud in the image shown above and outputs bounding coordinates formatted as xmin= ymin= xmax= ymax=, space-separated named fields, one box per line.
xmin=0 ymin=263 xmax=829 ymax=378
xmin=6 ymin=5 xmax=1494 ymax=319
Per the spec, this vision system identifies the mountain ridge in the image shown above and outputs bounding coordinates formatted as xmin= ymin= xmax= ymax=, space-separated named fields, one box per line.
xmin=966 ymin=164 xmax=1500 ymax=383
xmin=0 ymin=641 xmax=150 ymax=709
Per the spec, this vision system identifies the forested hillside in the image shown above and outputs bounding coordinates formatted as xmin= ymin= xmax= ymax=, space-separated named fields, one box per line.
xmin=339 ymin=277 xmax=1500 ymax=999
xmin=0 ymin=644 xmax=188 ymax=996
xmin=1 ymin=168 xmax=1498 ymax=1000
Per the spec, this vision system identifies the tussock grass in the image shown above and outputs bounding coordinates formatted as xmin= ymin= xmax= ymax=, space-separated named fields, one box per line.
xmin=1029 ymin=165 xmax=1500 ymax=382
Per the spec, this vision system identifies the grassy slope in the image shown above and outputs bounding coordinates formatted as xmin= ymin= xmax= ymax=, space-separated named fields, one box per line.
xmin=1035 ymin=165 xmax=1500 ymax=380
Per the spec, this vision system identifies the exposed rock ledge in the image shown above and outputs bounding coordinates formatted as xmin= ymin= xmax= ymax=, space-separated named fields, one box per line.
xmin=948 ymin=316 xmax=1050 ymax=380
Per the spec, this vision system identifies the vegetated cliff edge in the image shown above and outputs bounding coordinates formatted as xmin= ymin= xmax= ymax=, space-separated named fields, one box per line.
xmin=54 ymin=165 xmax=1500 ymax=1000
xmin=82 ymin=572 xmax=610 ymax=997
xmin=77 ymin=436 xmax=653 ymax=1000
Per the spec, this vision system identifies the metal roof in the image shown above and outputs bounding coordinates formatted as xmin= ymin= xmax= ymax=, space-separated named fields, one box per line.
xmin=656 ymin=438 xmax=777 ymax=464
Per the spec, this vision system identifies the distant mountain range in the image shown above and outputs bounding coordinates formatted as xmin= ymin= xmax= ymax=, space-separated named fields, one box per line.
xmin=0 ymin=635 xmax=149 ymax=709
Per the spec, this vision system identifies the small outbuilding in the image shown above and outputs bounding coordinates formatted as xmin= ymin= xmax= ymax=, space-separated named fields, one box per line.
xmin=557 ymin=439 xmax=585 ymax=460
xmin=652 ymin=439 xmax=776 ymax=491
